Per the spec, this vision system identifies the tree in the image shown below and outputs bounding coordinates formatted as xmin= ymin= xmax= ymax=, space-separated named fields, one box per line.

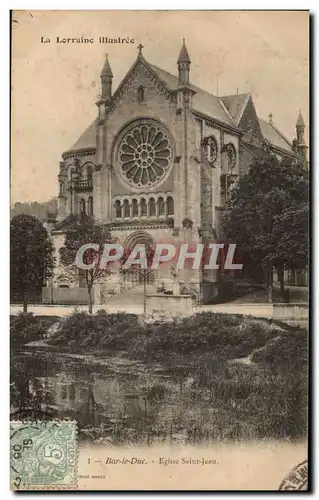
xmin=11 ymin=198 xmax=58 ymax=221
xmin=223 ymin=154 xmax=308 ymax=301
xmin=10 ymin=215 xmax=55 ymax=312
xmin=60 ymin=215 xmax=113 ymax=314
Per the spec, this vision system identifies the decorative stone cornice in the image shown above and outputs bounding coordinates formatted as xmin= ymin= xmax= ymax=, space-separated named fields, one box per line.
xmin=62 ymin=148 xmax=96 ymax=160
xmin=192 ymin=110 xmax=242 ymax=137
xmin=105 ymin=223 xmax=172 ymax=231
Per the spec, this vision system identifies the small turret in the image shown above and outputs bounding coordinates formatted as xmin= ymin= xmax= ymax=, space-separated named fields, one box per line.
xmin=177 ymin=38 xmax=191 ymax=86
xmin=295 ymin=110 xmax=307 ymax=161
xmin=100 ymin=53 xmax=113 ymax=99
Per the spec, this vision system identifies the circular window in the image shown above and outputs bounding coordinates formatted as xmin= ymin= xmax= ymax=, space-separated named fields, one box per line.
xmin=117 ymin=121 xmax=173 ymax=188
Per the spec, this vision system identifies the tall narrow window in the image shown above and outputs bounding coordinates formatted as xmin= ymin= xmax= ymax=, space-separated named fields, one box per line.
xmin=203 ymin=136 xmax=217 ymax=164
xmin=60 ymin=385 xmax=67 ymax=400
xmin=68 ymin=385 xmax=76 ymax=400
xmin=115 ymin=200 xmax=122 ymax=218
xmin=141 ymin=198 xmax=147 ymax=216
xmin=123 ymin=199 xmax=130 ymax=218
xmin=88 ymin=196 xmax=93 ymax=217
xmin=149 ymin=197 xmax=156 ymax=217
xmin=132 ymin=199 xmax=138 ymax=217
xmin=220 ymin=174 xmax=227 ymax=206
xmin=80 ymin=198 xmax=86 ymax=214
xmin=137 ymin=86 xmax=145 ymax=103
xmin=87 ymin=165 xmax=93 ymax=182
xmin=158 ymin=197 xmax=165 ymax=216
xmin=166 ymin=196 xmax=174 ymax=216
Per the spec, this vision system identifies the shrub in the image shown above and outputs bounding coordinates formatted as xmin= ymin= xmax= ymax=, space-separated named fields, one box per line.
xmin=10 ymin=313 xmax=57 ymax=347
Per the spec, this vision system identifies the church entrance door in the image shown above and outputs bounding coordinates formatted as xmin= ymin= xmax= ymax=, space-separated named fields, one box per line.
xmin=122 ymin=231 xmax=156 ymax=287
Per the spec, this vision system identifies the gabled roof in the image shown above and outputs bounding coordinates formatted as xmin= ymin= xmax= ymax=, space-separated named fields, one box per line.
xmin=220 ymin=93 xmax=251 ymax=126
xmin=258 ymin=118 xmax=293 ymax=152
xmin=63 ymin=54 xmax=294 ymax=156
xmin=149 ymin=64 xmax=234 ymax=126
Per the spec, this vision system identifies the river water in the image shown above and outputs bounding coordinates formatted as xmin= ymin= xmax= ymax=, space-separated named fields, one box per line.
xmin=11 ymin=349 xmax=210 ymax=446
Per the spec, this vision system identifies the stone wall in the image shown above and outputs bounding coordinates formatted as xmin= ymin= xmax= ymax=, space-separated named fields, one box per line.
xmin=42 ymin=286 xmax=92 ymax=305
xmin=273 ymin=303 xmax=308 ymax=327
xmin=146 ymin=294 xmax=193 ymax=316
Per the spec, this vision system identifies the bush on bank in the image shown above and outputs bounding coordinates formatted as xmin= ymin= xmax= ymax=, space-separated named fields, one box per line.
xmin=11 ymin=311 xmax=308 ymax=441
xmin=11 ymin=310 xmax=307 ymax=370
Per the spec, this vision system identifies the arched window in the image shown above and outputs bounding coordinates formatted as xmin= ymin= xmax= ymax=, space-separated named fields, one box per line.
xmin=69 ymin=167 xmax=75 ymax=180
xmin=149 ymin=197 xmax=156 ymax=217
xmin=80 ymin=198 xmax=86 ymax=214
xmin=132 ymin=199 xmax=138 ymax=217
xmin=68 ymin=385 xmax=76 ymax=400
xmin=137 ymin=85 xmax=145 ymax=103
xmin=167 ymin=196 xmax=174 ymax=216
xmin=140 ymin=198 xmax=147 ymax=216
xmin=123 ymin=199 xmax=130 ymax=218
xmin=88 ymin=196 xmax=93 ymax=217
xmin=59 ymin=181 xmax=65 ymax=196
xmin=203 ymin=136 xmax=218 ymax=163
xmin=87 ymin=165 xmax=93 ymax=182
xmin=115 ymin=200 xmax=122 ymax=218
xmin=158 ymin=197 xmax=165 ymax=216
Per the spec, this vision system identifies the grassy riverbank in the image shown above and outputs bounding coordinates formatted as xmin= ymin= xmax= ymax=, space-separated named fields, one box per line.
xmin=11 ymin=311 xmax=308 ymax=442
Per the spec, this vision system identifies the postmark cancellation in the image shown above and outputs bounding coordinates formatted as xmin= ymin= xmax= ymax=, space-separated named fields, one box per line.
xmin=10 ymin=420 xmax=77 ymax=490
xmin=279 ymin=460 xmax=308 ymax=491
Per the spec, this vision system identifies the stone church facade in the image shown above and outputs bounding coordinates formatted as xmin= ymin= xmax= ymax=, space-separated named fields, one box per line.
xmin=48 ymin=41 xmax=307 ymax=304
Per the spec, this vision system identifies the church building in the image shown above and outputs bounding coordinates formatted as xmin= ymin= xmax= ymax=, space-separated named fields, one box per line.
xmin=49 ymin=41 xmax=307 ymax=304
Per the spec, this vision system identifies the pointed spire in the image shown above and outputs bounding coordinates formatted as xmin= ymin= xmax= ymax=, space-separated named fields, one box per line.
xmin=177 ymin=38 xmax=191 ymax=64
xmin=100 ymin=53 xmax=113 ymax=77
xmin=296 ymin=109 xmax=305 ymax=127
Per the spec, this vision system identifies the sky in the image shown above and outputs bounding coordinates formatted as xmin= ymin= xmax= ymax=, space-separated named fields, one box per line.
xmin=11 ymin=10 xmax=309 ymax=203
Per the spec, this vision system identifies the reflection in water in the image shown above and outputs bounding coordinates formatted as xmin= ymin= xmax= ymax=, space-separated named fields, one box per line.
xmin=11 ymin=351 xmax=197 ymax=445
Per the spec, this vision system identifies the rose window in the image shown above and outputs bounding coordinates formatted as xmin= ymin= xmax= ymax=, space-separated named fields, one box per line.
xmin=117 ymin=122 xmax=172 ymax=187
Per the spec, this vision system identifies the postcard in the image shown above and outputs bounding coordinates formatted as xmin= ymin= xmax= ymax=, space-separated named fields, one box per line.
xmin=10 ymin=10 xmax=309 ymax=491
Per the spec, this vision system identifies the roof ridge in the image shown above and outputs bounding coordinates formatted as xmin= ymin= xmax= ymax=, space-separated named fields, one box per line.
xmin=220 ymin=92 xmax=250 ymax=98
xmin=218 ymin=97 xmax=235 ymax=123
xmin=236 ymin=93 xmax=251 ymax=125
xmin=259 ymin=117 xmax=292 ymax=148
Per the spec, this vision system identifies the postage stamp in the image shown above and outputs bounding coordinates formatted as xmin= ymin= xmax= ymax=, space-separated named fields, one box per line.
xmin=279 ymin=460 xmax=308 ymax=491
xmin=10 ymin=420 xmax=77 ymax=490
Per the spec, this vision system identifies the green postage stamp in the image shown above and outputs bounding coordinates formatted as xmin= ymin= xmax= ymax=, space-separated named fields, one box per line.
xmin=10 ymin=420 xmax=77 ymax=490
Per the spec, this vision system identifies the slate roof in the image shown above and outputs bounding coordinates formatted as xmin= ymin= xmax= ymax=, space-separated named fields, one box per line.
xmin=64 ymin=59 xmax=293 ymax=155
xmin=177 ymin=40 xmax=191 ymax=63
xmin=220 ymin=94 xmax=251 ymax=126
xmin=149 ymin=64 xmax=234 ymax=126
xmin=258 ymin=118 xmax=293 ymax=152
xmin=100 ymin=54 xmax=113 ymax=77
xmin=67 ymin=119 xmax=97 ymax=153
xmin=296 ymin=110 xmax=305 ymax=127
